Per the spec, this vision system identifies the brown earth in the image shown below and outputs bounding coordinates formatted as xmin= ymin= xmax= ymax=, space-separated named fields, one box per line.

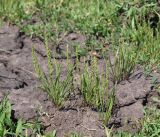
xmin=0 ymin=24 xmax=159 ymax=137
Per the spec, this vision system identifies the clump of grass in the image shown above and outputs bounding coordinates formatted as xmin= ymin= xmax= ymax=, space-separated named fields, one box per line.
xmin=32 ymin=38 xmax=73 ymax=108
xmin=109 ymin=44 xmax=137 ymax=84
xmin=0 ymin=96 xmax=22 ymax=137
xmin=80 ymin=57 xmax=107 ymax=108
xmin=101 ymin=90 xmax=115 ymax=126
xmin=0 ymin=0 xmax=28 ymax=24
xmin=122 ymin=22 xmax=160 ymax=71
xmin=80 ymin=57 xmax=114 ymax=124
xmin=135 ymin=24 xmax=160 ymax=70
xmin=0 ymin=96 xmax=44 ymax=137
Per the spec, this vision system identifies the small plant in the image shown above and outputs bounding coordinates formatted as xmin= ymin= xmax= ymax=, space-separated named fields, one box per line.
xmin=0 ymin=96 xmax=44 ymax=137
xmin=101 ymin=88 xmax=115 ymax=126
xmin=37 ymin=130 xmax=56 ymax=137
xmin=80 ymin=57 xmax=114 ymax=124
xmin=0 ymin=96 xmax=23 ymax=137
xmin=81 ymin=57 xmax=106 ymax=109
xmin=109 ymin=44 xmax=136 ymax=84
xmin=105 ymin=126 xmax=113 ymax=137
xmin=32 ymin=38 xmax=73 ymax=108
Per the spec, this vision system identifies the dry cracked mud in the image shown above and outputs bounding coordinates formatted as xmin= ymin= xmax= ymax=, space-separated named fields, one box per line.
xmin=0 ymin=24 xmax=159 ymax=136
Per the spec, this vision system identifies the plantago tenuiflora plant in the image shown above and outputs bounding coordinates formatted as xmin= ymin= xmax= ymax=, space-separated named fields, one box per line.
xmin=81 ymin=57 xmax=103 ymax=108
xmin=32 ymin=37 xmax=73 ymax=108
xmin=81 ymin=57 xmax=114 ymax=124
xmin=109 ymin=44 xmax=136 ymax=84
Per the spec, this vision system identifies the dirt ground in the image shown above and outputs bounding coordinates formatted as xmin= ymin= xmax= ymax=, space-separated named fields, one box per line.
xmin=0 ymin=24 xmax=158 ymax=137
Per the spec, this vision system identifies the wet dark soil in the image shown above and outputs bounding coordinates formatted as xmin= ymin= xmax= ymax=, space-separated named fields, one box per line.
xmin=0 ymin=24 xmax=159 ymax=137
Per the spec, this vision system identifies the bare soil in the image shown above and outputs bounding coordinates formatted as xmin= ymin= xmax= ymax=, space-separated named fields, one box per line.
xmin=0 ymin=24 xmax=158 ymax=137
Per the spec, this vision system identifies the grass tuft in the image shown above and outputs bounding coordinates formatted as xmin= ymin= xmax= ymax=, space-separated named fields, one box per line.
xmin=32 ymin=38 xmax=74 ymax=108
